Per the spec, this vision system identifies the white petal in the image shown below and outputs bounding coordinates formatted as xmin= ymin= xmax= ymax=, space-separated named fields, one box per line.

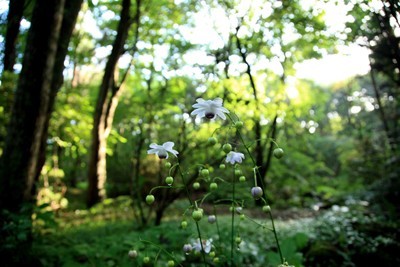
xmin=212 ymin=98 xmax=223 ymax=105
xmin=147 ymin=148 xmax=159 ymax=154
xmin=216 ymin=111 xmax=227 ymax=120
xmin=163 ymin=141 xmax=175 ymax=150
xmin=149 ymin=143 xmax=160 ymax=149
xmin=191 ymin=108 xmax=205 ymax=116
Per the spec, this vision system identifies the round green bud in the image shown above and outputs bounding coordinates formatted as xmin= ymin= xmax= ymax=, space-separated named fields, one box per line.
xmin=192 ymin=210 xmax=203 ymax=221
xmin=235 ymin=236 xmax=242 ymax=245
xmin=213 ymin=257 xmax=220 ymax=263
xmin=262 ymin=205 xmax=271 ymax=213
xmin=165 ymin=162 xmax=172 ymax=168
xmin=167 ymin=260 xmax=175 ymax=267
xmin=234 ymin=169 xmax=242 ymax=176
xmin=143 ymin=256 xmax=150 ymax=264
xmin=207 ymin=137 xmax=218 ymax=146
xmin=239 ymin=176 xmax=246 ymax=182
xmin=222 ymin=143 xmax=232 ymax=153
xmin=235 ymin=121 xmax=244 ymax=129
xmin=145 ymin=195 xmax=155 ymax=205
xmin=240 ymin=214 xmax=245 ymax=220
xmin=193 ymin=182 xmax=200 ymax=190
xmin=210 ymin=182 xmax=218 ymax=191
xmin=181 ymin=220 xmax=188 ymax=229
xmin=165 ymin=176 xmax=174 ymax=186
xmin=273 ymin=148 xmax=284 ymax=159
xmin=219 ymin=164 xmax=226 ymax=169
xmin=209 ymin=251 xmax=216 ymax=258
xmin=201 ymin=169 xmax=209 ymax=177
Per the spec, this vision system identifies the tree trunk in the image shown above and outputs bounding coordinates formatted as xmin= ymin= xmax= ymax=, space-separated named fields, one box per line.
xmin=2 ymin=0 xmax=26 ymax=73
xmin=0 ymin=0 xmax=67 ymax=263
xmin=35 ymin=0 xmax=84 ymax=187
xmin=87 ymin=0 xmax=134 ymax=207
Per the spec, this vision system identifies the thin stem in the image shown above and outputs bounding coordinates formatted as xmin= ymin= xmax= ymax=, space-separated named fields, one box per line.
xmin=269 ymin=210 xmax=283 ymax=263
xmin=177 ymin=165 xmax=207 ymax=267
xmin=227 ymin=114 xmax=284 ymax=264
xmin=195 ymin=221 xmax=208 ymax=267
xmin=231 ymin=167 xmax=236 ymax=266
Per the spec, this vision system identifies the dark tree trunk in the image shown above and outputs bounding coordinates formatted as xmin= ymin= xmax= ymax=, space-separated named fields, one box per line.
xmin=35 ymin=0 xmax=84 ymax=185
xmin=0 ymin=0 xmax=67 ymax=263
xmin=2 ymin=0 xmax=26 ymax=73
xmin=87 ymin=0 xmax=135 ymax=207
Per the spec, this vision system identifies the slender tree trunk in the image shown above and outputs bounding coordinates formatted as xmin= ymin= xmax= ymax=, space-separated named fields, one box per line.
xmin=2 ymin=0 xmax=26 ymax=73
xmin=87 ymin=0 xmax=135 ymax=207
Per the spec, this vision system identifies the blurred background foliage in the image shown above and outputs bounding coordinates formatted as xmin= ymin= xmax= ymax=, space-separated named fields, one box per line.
xmin=0 ymin=0 xmax=399 ymax=266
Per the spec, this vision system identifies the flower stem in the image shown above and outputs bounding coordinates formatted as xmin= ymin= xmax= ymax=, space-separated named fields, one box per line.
xmin=228 ymin=114 xmax=284 ymax=264
xmin=231 ymin=167 xmax=236 ymax=266
xmin=177 ymin=165 xmax=207 ymax=267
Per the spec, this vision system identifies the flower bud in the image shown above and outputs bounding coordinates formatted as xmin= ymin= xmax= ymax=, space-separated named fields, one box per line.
xmin=239 ymin=176 xmax=246 ymax=182
xmin=209 ymin=251 xmax=215 ymax=258
xmin=234 ymin=169 xmax=242 ymax=176
xmin=165 ymin=176 xmax=174 ymax=186
xmin=210 ymin=182 xmax=218 ymax=191
xmin=183 ymin=244 xmax=192 ymax=254
xmin=213 ymin=257 xmax=220 ymax=263
xmin=235 ymin=121 xmax=244 ymax=129
xmin=208 ymin=215 xmax=216 ymax=224
xmin=201 ymin=169 xmax=209 ymax=177
xmin=193 ymin=182 xmax=200 ymax=190
xmin=251 ymin=187 xmax=263 ymax=200
xmin=235 ymin=236 xmax=242 ymax=245
xmin=262 ymin=205 xmax=271 ymax=213
xmin=128 ymin=250 xmax=138 ymax=258
xmin=167 ymin=260 xmax=175 ymax=267
xmin=145 ymin=194 xmax=155 ymax=205
xmin=143 ymin=256 xmax=150 ymax=264
xmin=165 ymin=162 xmax=172 ymax=168
xmin=181 ymin=220 xmax=188 ymax=229
xmin=273 ymin=148 xmax=284 ymax=159
xmin=219 ymin=164 xmax=226 ymax=169
xmin=192 ymin=210 xmax=203 ymax=221
xmin=207 ymin=137 xmax=218 ymax=146
xmin=222 ymin=143 xmax=232 ymax=153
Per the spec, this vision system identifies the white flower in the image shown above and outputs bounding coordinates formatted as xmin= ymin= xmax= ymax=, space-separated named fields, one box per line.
xmin=225 ymin=151 xmax=245 ymax=164
xmin=192 ymin=238 xmax=213 ymax=254
xmin=147 ymin=142 xmax=178 ymax=159
xmin=191 ymin=98 xmax=229 ymax=120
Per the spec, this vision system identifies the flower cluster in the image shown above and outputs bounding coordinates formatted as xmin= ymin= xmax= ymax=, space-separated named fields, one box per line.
xmin=131 ymin=96 xmax=285 ymax=266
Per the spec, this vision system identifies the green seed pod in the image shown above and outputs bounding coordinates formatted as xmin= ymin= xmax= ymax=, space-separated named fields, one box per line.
xmin=145 ymin=195 xmax=155 ymax=205
xmin=201 ymin=169 xmax=209 ymax=177
xmin=165 ymin=176 xmax=174 ymax=186
xmin=219 ymin=164 xmax=226 ymax=169
xmin=239 ymin=176 xmax=246 ymax=182
xmin=192 ymin=210 xmax=203 ymax=221
xmin=262 ymin=205 xmax=271 ymax=213
xmin=210 ymin=182 xmax=218 ymax=191
xmin=207 ymin=137 xmax=218 ymax=146
xmin=167 ymin=260 xmax=175 ymax=267
xmin=165 ymin=162 xmax=172 ymax=168
xmin=193 ymin=182 xmax=200 ymax=190
xmin=273 ymin=148 xmax=284 ymax=159
xmin=181 ymin=220 xmax=188 ymax=229
xmin=235 ymin=121 xmax=244 ymax=129
xmin=222 ymin=143 xmax=232 ymax=153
